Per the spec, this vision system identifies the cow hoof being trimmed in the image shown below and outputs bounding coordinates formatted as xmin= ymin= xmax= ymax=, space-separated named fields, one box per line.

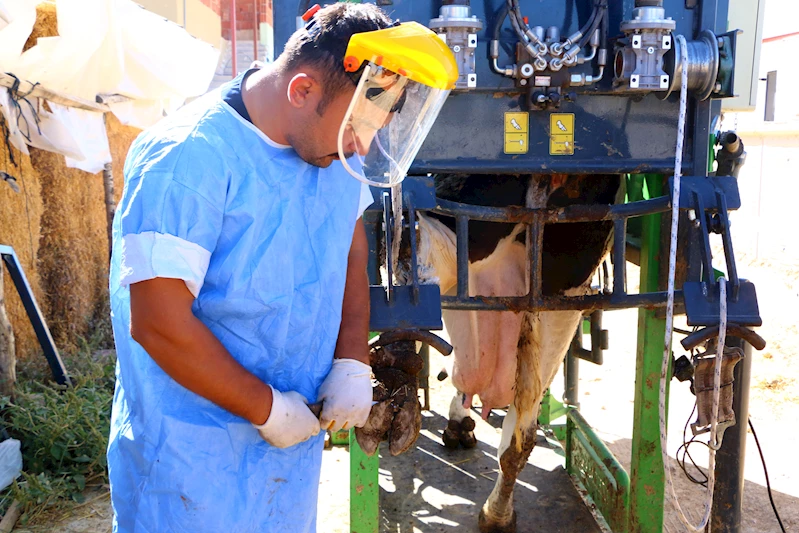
xmin=478 ymin=508 xmax=516 ymax=533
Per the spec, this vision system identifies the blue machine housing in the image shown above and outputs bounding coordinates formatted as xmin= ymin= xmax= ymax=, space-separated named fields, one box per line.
xmin=274 ymin=0 xmax=729 ymax=178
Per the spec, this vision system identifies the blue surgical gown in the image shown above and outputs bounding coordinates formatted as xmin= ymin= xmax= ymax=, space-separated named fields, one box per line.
xmin=107 ymin=88 xmax=371 ymax=532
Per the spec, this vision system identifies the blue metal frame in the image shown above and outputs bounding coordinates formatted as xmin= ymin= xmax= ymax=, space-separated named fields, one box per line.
xmin=0 ymin=245 xmax=71 ymax=387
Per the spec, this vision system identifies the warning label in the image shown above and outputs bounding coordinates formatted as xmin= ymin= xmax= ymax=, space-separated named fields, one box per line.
xmin=550 ymin=113 xmax=575 ymax=155
xmin=504 ymin=112 xmax=529 ymax=154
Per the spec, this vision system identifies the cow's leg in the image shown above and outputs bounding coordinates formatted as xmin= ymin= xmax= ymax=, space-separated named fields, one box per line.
xmin=478 ymin=404 xmax=535 ymax=533
xmin=443 ymin=392 xmax=477 ymax=449
xmin=478 ymin=310 xmax=583 ymax=532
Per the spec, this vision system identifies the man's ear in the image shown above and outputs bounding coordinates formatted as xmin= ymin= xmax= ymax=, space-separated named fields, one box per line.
xmin=286 ymin=73 xmax=321 ymax=109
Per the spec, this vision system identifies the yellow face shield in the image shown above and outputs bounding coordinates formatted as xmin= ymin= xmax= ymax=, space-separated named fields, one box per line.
xmin=337 ymin=22 xmax=458 ymax=188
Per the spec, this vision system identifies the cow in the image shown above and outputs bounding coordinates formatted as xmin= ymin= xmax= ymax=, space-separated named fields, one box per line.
xmin=411 ymin=173 xmax=622 ymax=533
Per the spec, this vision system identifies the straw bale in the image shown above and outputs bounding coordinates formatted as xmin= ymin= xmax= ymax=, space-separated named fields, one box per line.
xmin=33 ymin=148 xmax=106 ymax=350
xmin=0 ymin=122 xmax=47 ymax=361
xmin=23 ymin=2 xmax=58 ymax=53
xmin=105 ymin=113 xmax=142 ymax=205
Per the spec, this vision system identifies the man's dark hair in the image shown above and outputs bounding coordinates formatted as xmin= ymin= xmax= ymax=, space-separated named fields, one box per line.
xmin=279 ymin=3 xmax=393 ymax=115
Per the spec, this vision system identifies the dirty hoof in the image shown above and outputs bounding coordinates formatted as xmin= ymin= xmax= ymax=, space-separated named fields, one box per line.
xmin=478 ymin=508 xmax=517 ymax=533
xmin=354 ymin=400 xmax=394 ymax=456
xmin=442 ymin=417 xmax=478 ymax=449
xmin=389 ymin=389 xmax=421 ymax=456
xmin=443 ymin=419 xmax=461 ymax=449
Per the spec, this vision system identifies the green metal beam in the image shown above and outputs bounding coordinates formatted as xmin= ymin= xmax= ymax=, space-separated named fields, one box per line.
xmin=349 ymin=430 xmax=379 ymax=533
xmin=628 ymin=174 xmax=670 ymax=533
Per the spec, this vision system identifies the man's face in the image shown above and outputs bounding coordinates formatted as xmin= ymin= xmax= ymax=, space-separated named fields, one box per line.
xmin=288 ymin=85 xmax=369 ymax=168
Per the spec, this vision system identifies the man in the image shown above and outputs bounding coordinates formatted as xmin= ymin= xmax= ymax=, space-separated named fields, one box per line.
xmin=107 ymin=4 xmax=394 ymax=531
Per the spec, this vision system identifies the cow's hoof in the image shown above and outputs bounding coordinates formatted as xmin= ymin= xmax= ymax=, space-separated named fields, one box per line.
xmin=459 ymin=416 xmax=477 ymax=448
xmin=478 ymin=508 xmax=517 ymax=533
xmin=442 ymin=425 xmax=461 ymax=449
xmin=460 ymin=416 xmax=476 ymax=432
xmin=460 ymin=430 xmax=477 ymax=448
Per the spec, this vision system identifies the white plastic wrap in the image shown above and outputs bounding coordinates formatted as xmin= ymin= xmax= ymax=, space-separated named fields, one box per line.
xmin=0 ymin=0 xmax=219 ymax=170
xmin=0 ymin=438 xmax=22 ymax=492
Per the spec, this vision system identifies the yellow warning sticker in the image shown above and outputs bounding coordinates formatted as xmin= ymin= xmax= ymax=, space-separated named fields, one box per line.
xmin=504 ymin=112 xmax=529 ymax=154
xmin=550 ymin=113 xmax=575 ymax=155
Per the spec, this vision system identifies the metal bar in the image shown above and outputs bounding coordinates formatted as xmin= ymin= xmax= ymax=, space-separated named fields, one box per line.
xmin=613 ymin=219 xmax=627 ymax=295
xmin=693 ymin=190 xmax=716 ymax=285
xmin=253 ymin=0 xmax=259 ymax=63
xmin=433 ymin=195 xmax=671 ymax=225
xmin=564 ymin=334 xmax=580 ymax=407
xmin=527 ymin=215 xmax=544 ymax=304
xmin=419 ymin=343 xmax=430 ymax=411
xmin=407 ymin=196 xmax=420 ymax=305
xmin=230 ymin=0 xmax=238 ymax=76
xmin=411 ymin=158 xmax=694 ymax=176
xmin=716 ymin=191 xmax=740 ymax=300
xmin=349 ymin=428 xmax=379 ymax=533
xmin=0 ymin=73 xmax=108 ymax=113
xmin=440 ymin=290 xmax=681 ymax=312
xmin=628 ymin=174 xmax=667 ymax=533
xmin=709 ymin=340 xmax=751 ymax=533
xmin=455 ymin=215 xmax=469 ymax=300
xmin=0 ymin=246 xmax=70 ymax=387
xmin=382 ymin=192 xmax=394 ymax=302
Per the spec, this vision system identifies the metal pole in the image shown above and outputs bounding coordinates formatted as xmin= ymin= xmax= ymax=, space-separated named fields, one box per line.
xmin=230 ymin=0 xmax=238 ymax=76
xmin=709 ymin=340 xmax=751 ymax=533
xmin=253 ymin=0 xmax=258 ymax=64
xmin=183 ymin=0 xmax=187 ymax=28
xmin=564 ymin=336 xmax=580 ymax=408
xmin=629 ymin=174 xmax=667 ymax=533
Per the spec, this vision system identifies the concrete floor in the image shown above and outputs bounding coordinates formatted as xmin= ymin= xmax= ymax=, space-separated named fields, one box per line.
xmin=317 ymin=350 xmax=602 ymax=533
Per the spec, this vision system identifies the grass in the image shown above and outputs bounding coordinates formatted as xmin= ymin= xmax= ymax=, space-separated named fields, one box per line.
xmin=0 ymin=327 xmax=116 ymax=525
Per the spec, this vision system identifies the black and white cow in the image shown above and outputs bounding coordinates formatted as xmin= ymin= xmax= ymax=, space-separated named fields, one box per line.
xmin=415 ymin=173 xmax=621 ymax=533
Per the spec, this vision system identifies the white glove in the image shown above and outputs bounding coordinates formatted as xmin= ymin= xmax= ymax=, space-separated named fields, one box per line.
xmin=317 ymin=358 xmax=373 ymax=432
xmin=254 ymin=386 xmax=321 ymax=448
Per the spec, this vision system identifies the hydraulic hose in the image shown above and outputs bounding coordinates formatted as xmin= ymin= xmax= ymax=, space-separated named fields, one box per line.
xmin=491 ymin=3 xmax=510 ymax=41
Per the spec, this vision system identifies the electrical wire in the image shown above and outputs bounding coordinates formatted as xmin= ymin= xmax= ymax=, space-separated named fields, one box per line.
xmin=748 ymin=418 xmax=787 ymax=533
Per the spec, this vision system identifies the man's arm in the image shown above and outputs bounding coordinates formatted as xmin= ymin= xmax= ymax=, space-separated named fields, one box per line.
xmin=334 ymin=219 xmax=370 ymax=364
xmin=130 ymin=278 xmax=273 ymax=425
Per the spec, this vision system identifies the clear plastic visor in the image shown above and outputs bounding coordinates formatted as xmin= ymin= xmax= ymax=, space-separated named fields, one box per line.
xmin=338 ymin=63 xmax=450 ymax=188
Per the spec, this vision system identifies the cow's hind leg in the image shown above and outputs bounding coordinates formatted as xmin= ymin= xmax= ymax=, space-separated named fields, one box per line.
xmin=443 ymin=392 xmax=477 ymax=449
xmin=478 ymin=405 xmax=536 ymax=533
xmin=478 ymin=310 xmax=583 ymax=532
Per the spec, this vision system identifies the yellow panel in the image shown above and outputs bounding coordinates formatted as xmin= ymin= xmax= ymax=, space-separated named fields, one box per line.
xmin=550 ymin=113 xmax=574 ymax=135
xmin=550 ymin=135 xmax=574 ymax=155
xmin=504 ymin=112 xmax=529 ymax=133
xmin=505 ymin=132 xmax=528 ymax=154
xmin=549 ymin=113 xmax=575 ymax=155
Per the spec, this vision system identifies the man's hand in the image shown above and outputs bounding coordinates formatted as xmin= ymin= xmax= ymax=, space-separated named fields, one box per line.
xmin=254 ymin=387 xmax=321 ymax=447
xmin=318 ymin=219 xmax=373 ymax=432
xmin=317 ymin=359 xmax=372 ymax=432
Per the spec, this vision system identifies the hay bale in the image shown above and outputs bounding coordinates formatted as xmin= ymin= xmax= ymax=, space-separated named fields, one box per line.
xmin=32 ymin=114 xmax=140 ymax=353
xmin=0 ymin=122 xmax=47 ymax=361
xmin=105 ymin=113 xmax=142 ymax=206
xmin=23 ymin=2 xmax=58 ymax=53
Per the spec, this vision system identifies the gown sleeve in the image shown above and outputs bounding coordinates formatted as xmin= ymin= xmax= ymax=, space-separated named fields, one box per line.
xmin=116 ymin=142 xmax=226 ymax=298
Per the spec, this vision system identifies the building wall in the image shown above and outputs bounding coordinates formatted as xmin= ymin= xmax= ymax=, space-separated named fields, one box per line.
xmin=137 ymin=0 xmax=222 ymax=47
xmin=220 ymin=0 xmax=273 ymax=39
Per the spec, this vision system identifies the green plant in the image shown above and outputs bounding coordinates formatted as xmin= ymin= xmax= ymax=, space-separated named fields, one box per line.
xmin=0 ymin=337 xmax=115 ymax=523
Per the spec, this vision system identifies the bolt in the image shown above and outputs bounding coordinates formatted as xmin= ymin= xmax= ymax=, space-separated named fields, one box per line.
xmin=453 ymin=45 xmax=461 ymax=53
xmin=520 ymin=79 xmax=528 ymax=86
xmin=714 ymin=82 xmax=722 ymax=92
xmin=688 ymin=209 xmax=697 ymax=222
xmin=718 ymin=37 xmax=724 ymax=49
xmin=647 ymin=46 xmax=655 ymax=54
